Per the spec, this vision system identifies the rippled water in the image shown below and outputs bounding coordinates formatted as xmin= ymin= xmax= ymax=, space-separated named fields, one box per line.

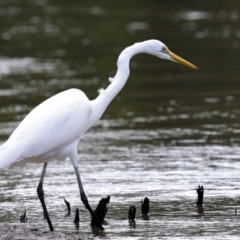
xmin=2 ymin=133 xmax=240 ymax=239
xmin=0 ymin=0 xmax=240 ymax=239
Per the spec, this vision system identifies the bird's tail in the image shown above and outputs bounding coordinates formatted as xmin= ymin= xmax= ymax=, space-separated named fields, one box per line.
xmin=0 ymin=141 xmax=23 ymax=170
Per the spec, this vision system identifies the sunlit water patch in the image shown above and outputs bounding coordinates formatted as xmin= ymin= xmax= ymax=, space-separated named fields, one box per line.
xmin=175 ymin=11 xmax=213 ymax=21
xmin=0 ymin=57 xmax=67 ymax=77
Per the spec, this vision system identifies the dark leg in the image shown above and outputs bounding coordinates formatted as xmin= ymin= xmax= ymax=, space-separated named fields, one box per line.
xmin=37 ymin=163 xmax=54 ymax=231
xmin=72 ymin=164 xmax=104 ymax=231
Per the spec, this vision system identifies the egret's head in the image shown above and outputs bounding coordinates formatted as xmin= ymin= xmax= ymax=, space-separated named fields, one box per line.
xmin=143 ymin=40 xmax=199 ymax=70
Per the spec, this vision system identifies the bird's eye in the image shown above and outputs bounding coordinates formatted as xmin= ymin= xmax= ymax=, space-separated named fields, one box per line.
xmin=162 ymin=47 xmax=167 ymax=52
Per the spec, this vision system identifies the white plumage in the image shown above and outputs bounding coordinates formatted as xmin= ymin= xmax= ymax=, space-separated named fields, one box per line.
xmin=0 ymin=89 xmax=94 ymax=169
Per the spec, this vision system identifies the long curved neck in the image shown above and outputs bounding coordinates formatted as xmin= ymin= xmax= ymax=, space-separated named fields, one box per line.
xmin=90 ymin=42 xmax=144 ymax=123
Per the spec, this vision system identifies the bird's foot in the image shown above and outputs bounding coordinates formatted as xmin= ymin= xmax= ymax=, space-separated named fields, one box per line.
xmin=80 ymin=193 xmax=104 ymax=231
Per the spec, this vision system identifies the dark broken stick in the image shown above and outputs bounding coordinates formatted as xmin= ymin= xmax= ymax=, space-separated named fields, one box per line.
xmin=196 ymin=185 xmax=204 ymax=206
xmin=20 ymin=211 xmax=27 ymax=223
xmin=128 ymin=205 xmax=136 ymax=225
xmin=91 ymin=196 xmax=110 ymax=226
xmin=141 ymin=197 xmax=150 ymax=215
xmin=64 ymin=199 xmax=71 ymax=212
xmin=74 ymin=208 xmax=80 ymax=223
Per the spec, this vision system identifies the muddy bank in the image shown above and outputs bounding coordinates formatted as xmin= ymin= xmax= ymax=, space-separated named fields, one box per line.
xmin=0 ymin=224 xmax=90 ymax=240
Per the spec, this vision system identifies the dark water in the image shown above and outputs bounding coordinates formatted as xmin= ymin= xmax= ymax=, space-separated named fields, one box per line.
xmin=0 ymin=0 xmax=240 ymax=239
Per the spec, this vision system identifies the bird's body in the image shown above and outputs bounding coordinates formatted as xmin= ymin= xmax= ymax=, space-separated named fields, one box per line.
xmin=0 ymin=40 xmax=198 ymax=231
xmin=0 ymin=89 xmax=93 ymax=169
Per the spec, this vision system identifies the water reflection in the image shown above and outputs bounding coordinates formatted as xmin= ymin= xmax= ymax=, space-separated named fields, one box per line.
xmin=175 ymin=11 xmax=212 ymax=21
xmin=197 ymin=205 xmax=204 ymax=217
xmin=0 ymin=58 xmax=68 ymax=77
xmin=126 ymin=22 xmax=149 ymax=35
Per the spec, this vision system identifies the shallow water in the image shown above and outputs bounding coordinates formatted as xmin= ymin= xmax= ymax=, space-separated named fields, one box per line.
xmin=0 ymin=0 xmax=240 ymax=239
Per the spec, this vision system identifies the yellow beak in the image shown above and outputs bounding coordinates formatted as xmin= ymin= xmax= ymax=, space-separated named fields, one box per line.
xmin=168 ymin=50 xmax=199 ymax=70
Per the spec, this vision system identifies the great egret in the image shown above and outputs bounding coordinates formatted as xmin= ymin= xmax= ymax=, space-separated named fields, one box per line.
xmin=0 ymin=40 xmax=198 ymax=231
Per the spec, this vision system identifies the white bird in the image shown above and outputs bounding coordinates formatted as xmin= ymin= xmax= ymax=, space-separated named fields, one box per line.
xmin=0 ymin=40 xmax=198 ymax=231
